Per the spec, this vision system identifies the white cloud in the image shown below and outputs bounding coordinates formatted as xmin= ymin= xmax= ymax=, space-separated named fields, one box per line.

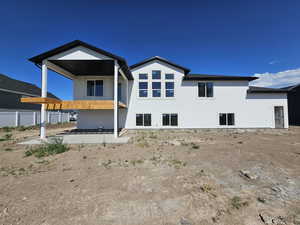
xmin=251 ymin=68 xmax=300 ymax=88
xmin=268 ymin=60 xmax=279 ymax=65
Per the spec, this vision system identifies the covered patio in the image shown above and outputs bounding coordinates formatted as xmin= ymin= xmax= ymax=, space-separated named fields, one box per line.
xmin=21 ymin=40 xmax=133 ymax=139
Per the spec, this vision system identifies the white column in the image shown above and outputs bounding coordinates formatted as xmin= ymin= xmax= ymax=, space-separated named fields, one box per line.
xmin=15 ymin=111 xmax=19 ymax=127
xmin=40 ymin=62 xmax=48 ymax=139
xmin=114 ymin=60 xmax=119 ymax=138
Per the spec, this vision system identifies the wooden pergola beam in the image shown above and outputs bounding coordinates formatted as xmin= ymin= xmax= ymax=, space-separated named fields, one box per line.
xmin=21 ymin=97 xmax=62 ymax=104
xmin=21 ymin=98 xmax=126 ymax=110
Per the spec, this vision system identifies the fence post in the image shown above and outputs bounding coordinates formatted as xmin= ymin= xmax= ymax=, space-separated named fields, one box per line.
xmin=47 ymin=112 xmax=50 ymax=124
xmin=33 ymin=112 xmax=37 ymax=126
xmin=59 ymin=111 xmax=62 ymax=123
xmin=15 ymin=111 xmax=19 ymax=127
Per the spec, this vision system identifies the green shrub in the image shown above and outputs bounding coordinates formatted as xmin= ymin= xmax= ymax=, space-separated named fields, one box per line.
xmin=24 ymin=138 xmax=69 ymax=158
xmin=231 ymin=196 xmax=249 ymax=209
xmin=17 ymin=126 xmax=27 ymax=131
xmin=0 ymin=133 xmax=12 ymax=142
xmin=2 ymin=126 xmax=13 ymax=132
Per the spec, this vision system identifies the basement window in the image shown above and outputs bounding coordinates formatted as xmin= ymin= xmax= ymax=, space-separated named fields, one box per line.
xmin=162 ymin=113 xmax=178 ymax=126
xmin=198 ymin=82 xmax=213 ymax=97
xmin=136 ymin=114 xmax=151 ymax=126
xmin=87 ymin=80 xmax=103 ymax=96
xmin=219 ymin=113 xmax=235 ymax=126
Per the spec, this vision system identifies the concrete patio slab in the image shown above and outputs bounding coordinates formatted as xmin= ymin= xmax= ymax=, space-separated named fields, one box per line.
xmin=19 ymin=134 xmax=130 ymax=145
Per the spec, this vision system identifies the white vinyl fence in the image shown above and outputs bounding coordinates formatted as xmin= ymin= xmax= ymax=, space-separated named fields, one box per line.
xmin=0 ymin=111 xmax=70 ymax=128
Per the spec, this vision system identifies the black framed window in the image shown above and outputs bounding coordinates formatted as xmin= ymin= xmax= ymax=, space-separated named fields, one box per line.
xmin=198 ymin=82 xmax=213 ymax=97
xmin=144 ymin=114 xmax=151 ymax=126
xmin=219 ymin=113 xmax=235 ymax=126
xmin=87 ymin=80 xmax=103 ymax=96
xmin=227 ymin=113 xmax=235 ymax=125
xmin=152 ymin=82 xmax=161 ymax=97
xmin=139 ymin=73 xmax=148 ymax=79
xmin=165 ymin=81 xmax=174 ymax=97
xmin=162 ymin=113 xmax=178 ymax=126
xmin=136 ymin=114 xmax=143 ymax=126
xmin=152 ymin=70 xmax=161 ymax=79
xmin=87 ymin=80 xmax=94 ymax=96
xmin=165 ymin=73 xmax=174 ymax=79
xmin=136 ymin=114 xmax=151 ymax=126
xmin=139 ymin=82 xmax=148 ymax=97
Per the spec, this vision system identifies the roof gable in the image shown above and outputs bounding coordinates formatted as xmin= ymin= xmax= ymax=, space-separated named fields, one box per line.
xmin=29 ymin=40 xmax=133 ymax=80
xmin=29 ymin=40 xmax=125 ymax=63
xmin=130 ymin=56 xmax=190 ymax=74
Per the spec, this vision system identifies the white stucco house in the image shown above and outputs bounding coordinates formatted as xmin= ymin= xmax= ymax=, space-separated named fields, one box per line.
xmin=22 ymin=40 xmax=288 ymax=139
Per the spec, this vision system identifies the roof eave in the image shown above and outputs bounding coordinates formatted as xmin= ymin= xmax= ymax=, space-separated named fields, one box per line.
xmin=183 ymin=76 xmax=257 ymax=81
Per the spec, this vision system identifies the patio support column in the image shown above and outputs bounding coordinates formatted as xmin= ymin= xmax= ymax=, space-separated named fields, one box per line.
xmin=114 ymin=60 xmax=119 ymax=138
xmin=40 ymin=61 xmax=48 ymax=139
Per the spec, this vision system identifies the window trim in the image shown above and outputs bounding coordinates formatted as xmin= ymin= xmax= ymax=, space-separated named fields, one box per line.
xmin=198 ymin=82 xmax=214 ymax=98
xmin=86 ymin=79 xmax=104 ymax=97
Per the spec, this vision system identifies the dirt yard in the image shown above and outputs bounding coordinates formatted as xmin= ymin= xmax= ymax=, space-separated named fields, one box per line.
xmin=0 ymin=125 xmax=299 ymax=225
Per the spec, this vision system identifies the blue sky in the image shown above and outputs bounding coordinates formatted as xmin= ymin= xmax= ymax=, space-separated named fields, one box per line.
xmin=0 ymin=0 xmax=300 ymax=99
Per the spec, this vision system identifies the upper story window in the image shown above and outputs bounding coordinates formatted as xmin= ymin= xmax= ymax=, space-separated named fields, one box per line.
xmin=152 ymin=82 xmax=161 ymax=97
xmin=152 ymin=70 xmax=161 ymax=79
xmin=139 ymin=73 xmax=148 ymax=79
xmin=165 ymin=73 xmax=174 ymax=79
xmin=87 ymin=80 xmax=103 ymax=96
xmin=139 ymin=82 xmax=148 ymax=97
xmin=165 ymin=82 xmax=174 ymax=97
xmin=198 ymin=82 xmax=213 ymax=97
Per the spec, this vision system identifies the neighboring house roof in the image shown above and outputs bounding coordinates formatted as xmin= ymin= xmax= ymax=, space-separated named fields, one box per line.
xmin=183 ymin=74 xmax=257 ymax=81
xmin=130 ymin=56 xmax=191 ymax=74
xmin=247 ymin=86 xmax=288 ymax=93
xmin=281 ymin=83 xmax=300 ymax=91
xmin=0 ymin=74 xmax=59 ymax=98
xmin=29 ymin=40 xmax=133 ymax=80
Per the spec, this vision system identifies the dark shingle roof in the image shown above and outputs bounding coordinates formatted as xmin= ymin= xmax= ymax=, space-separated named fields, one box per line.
xmin=29 ymin=40 xmax=133 ymax=80
xmin=183 ymin=74 xmax=257 ymax=81
xmin=130 ymin=56 xmax=190 ymax=74
xmin=0 ymin=74 xmax=59 ymax=99
xmin=280 ymin=83 xmax=300 ymax=91
xmin=247 ymin=86 xmax=288 ymax=93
